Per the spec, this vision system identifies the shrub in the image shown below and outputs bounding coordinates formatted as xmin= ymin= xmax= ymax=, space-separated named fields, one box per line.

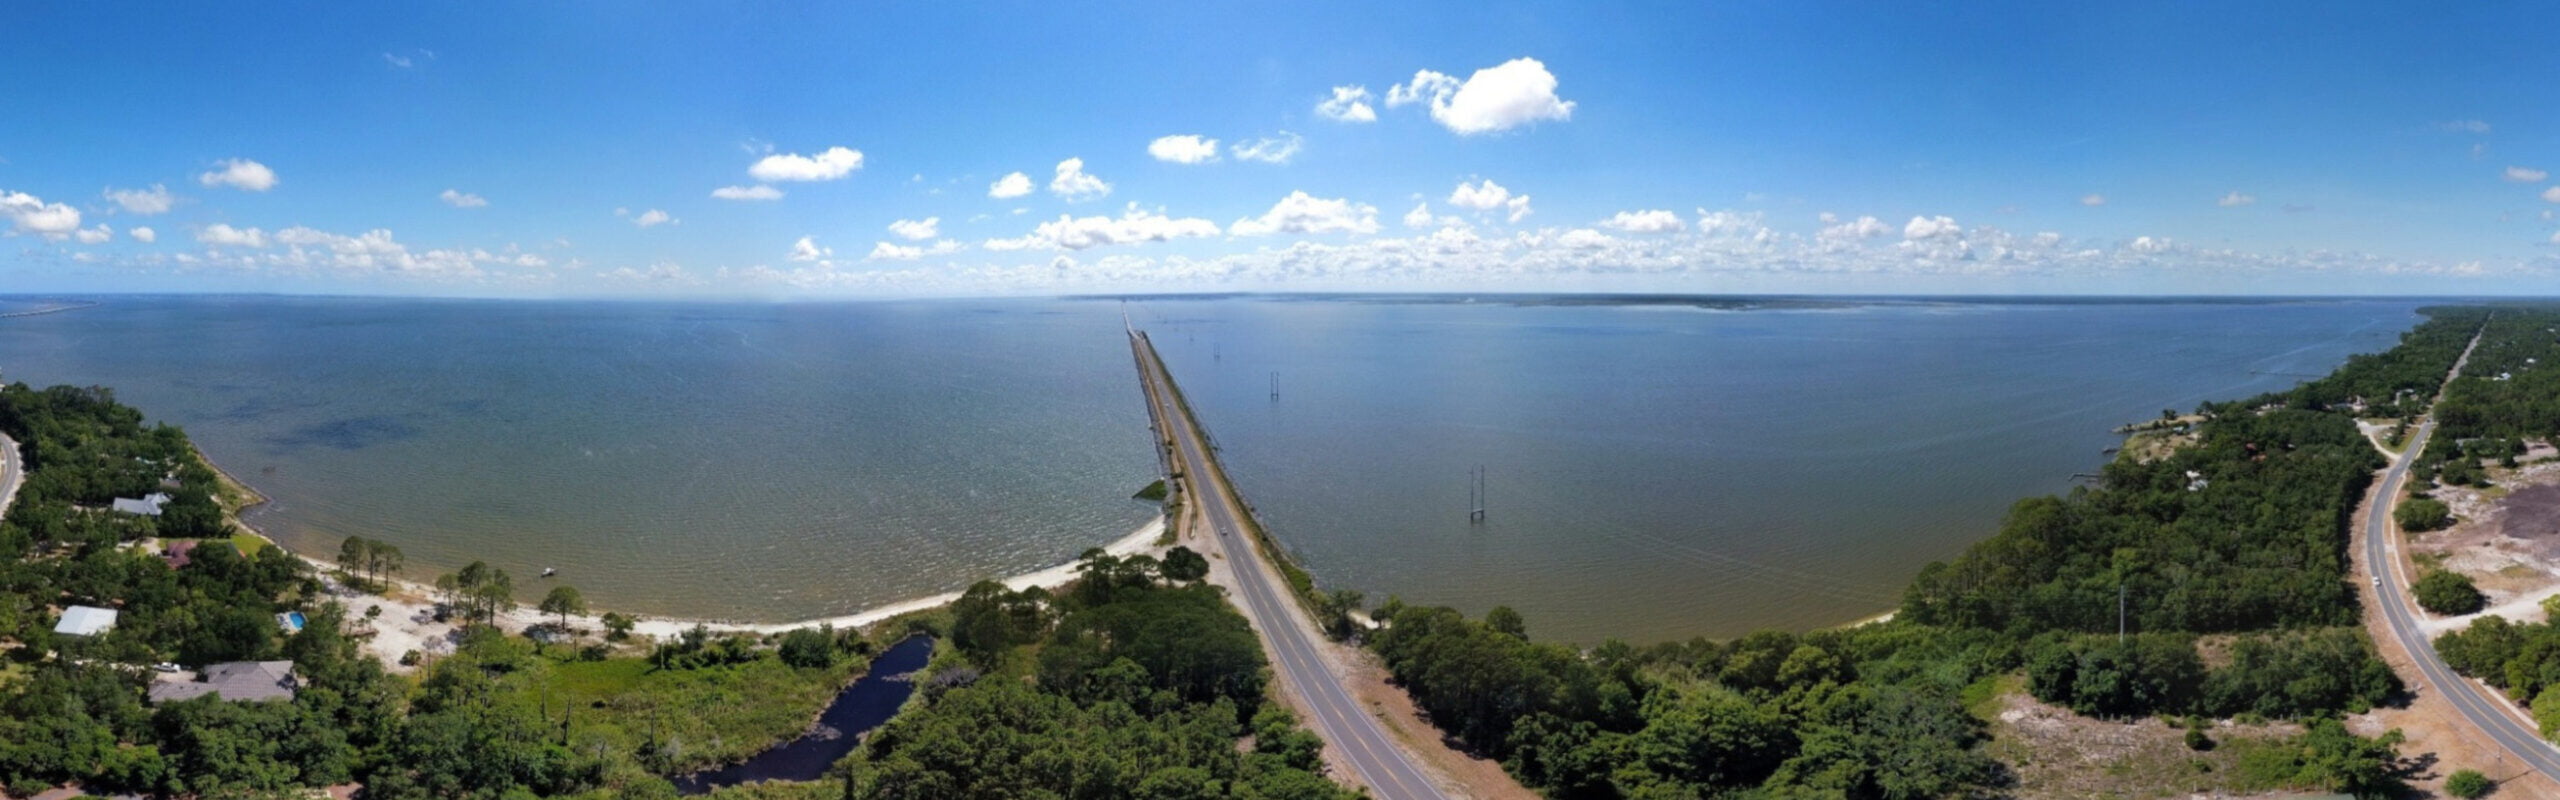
xmin=2414 ymin=571 xmax=2486 ymax=615
xmin=2444 ymin=768 xmax=2492 ymax=798
xmin=2395 ymin=497 xmax=2454 ymax=532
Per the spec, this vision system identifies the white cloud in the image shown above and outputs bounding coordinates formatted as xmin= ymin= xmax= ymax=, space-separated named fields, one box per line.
xmin=197 ymin=158 xmax=278 ymax=192
xmin=1903 ymin=215 xmax=1962 ymax=240
xmin=1148 ymin=135 xmax=1220 ymax=165
xmin=712 ymin=184 xmax=784 ymax=201
xmin=1049 ymin=158 xmax=1111 ymax=201
xmin=1817 ymin=214 xmax=1891 ymax=243
xmin=129 ymin=226 xmax=156 ymax=243
xmin=1316 ymin=86 xmax=1377 ymax=123
xmin=866 ymin=239 xmax=964 ymax=261
xmin=789 ymin=236 xmax=832 ymax=263
xmin=197 ymin=223 xmax=269 ymax=247
xmin=1230 ymin=191 xmax=1380 ymax=236
xmin=2504 ymin=166 xmax=2548 ymax=183
xmin=986 ymin=205 xmax=1218 ymax=251
xmin=1231 ymin=132 xmax=1303 ymax=164
xmin=1385 ymin=58 xmax=1575 ymax=135
xmin=74 ymin=224 xmax=111 ymax=244
xmin=1556 ymin=228 xmax=1616 ymax=249
xmin=104 ymin=184 xmax=175 ymax=215
xmin=633 ymin=209 xmax=676 ymax=228
xmin=1505 ymin=195 xmax=1533 ymax=223
xmin=383 ymin=52 xmax=414 ymax=69
xmin=887 ymin=217 xmax=940 ymax=241
xmin=2544 ymin=186 xmax=2560 ymax=204
xmin=382 ymin=49 xmax=431 ymax=69
xmin=2130 ymin=235 xmax=2173 ymax=254
xmin=1 ymin=190 xmax=82 ymax=238
xmin=989 ymin=172 xmax=1033 ymax=199
xmin=1600 ymin=209 xmax=1684 ymax=234
xmin=1404 ymin=203 xmax=1434 ymax=229
xmin=439 ymin=189 xmax=488 ymax=208
xmin=2218 ymin=191 xmax=2256 ymax=207
xmin=2080 ymin=194 xmax=2106 ymax=207
xmin=1447 ymin=179 xmax=1513 ymax=210
xmin=748 ymin=146 xmax=864 ymax=182
xmin=2438 ymin=119 xmax=2492 ymax=134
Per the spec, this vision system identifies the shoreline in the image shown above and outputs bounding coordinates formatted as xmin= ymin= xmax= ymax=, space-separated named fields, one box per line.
xmin=200 ymin=442 xmax=1169 ymax=651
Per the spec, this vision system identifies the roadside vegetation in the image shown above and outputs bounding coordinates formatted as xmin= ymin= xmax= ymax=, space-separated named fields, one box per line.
xmin=1350 ymin=309 xmax=2497 ymax=798
xmin=844 ymin=547 xmax=1354 ymax=799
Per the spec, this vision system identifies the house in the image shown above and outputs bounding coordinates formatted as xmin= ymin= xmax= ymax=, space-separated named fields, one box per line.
xmin=162 ymin=539 xmax=199 ymax=569
xmin=148 ymin=660 xmax=298 ymax=704
xmin=53 ymin=605 xmax=117 ymax=637
xmin=110 ymin=492 xmax=171 ymax=516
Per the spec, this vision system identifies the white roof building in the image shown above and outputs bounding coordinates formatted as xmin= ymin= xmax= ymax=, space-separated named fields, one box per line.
xmin=111 ymin=492 xmax=171 ymax=516
xmin=55 ymin=605 xmax=118 ymax=637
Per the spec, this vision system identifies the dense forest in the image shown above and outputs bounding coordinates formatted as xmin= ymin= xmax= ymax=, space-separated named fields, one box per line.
xmin=1348 ymin=308 xmax=2494 ymax=798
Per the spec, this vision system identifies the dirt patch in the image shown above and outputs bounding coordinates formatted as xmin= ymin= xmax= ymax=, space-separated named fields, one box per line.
xmin=1982 ymin=679 xmax=2307 ymax=799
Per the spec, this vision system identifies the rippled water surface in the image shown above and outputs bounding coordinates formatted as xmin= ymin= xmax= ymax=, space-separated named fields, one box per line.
xmin=0 ymin=295 xmax=2420 ymax=640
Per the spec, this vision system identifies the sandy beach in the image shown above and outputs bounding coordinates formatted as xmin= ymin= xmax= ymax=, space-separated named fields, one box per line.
xmin=291 ymin=515 xmax=1167 ymax=670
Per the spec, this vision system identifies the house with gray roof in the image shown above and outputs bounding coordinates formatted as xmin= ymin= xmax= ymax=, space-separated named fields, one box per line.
xmin=53 ymin=605 xmax=117 ymax=637
xmin=110 ymin=492 xmax=170 ymax=516
xmin=148 ymin=660 xmax=298 ymax=704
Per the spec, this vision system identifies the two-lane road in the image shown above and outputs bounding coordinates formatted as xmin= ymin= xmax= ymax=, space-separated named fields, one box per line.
xmin=0 ymin=432 xmax=23 ymax=519
xmin=2363 ymin=326 xmax=2560 ymax=777
xmin=1130 ymin=330 xmax=1452 ymax=800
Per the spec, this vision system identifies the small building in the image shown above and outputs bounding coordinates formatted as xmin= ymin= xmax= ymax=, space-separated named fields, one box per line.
xmin=148 ymin=660 xmax=298 ymax=704
xmin=162 ymin=539 xmax=199 ymax=569
xmin=110 ymin=492 xmax=171 ymax=516
xmin=53 ymin=605 xmax=117 ymax=637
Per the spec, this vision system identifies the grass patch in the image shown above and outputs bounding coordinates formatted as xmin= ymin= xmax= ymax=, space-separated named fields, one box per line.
xmin=1962 ymin=673 xmax=2022 ymax=723
xmin=505 ymin=646 xmax=869 ymax=774
xmin=1132 ymin=479 xmax=1168 ymax=502
xmin=228 ymin=530 xmax=271 ymax=556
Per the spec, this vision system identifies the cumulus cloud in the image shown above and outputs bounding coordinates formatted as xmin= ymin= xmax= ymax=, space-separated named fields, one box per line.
xmin=105 ymin=184 xmax=175 ymax=215
xmin=2129 ymin=235 xmax=2173 ymax=254
xmin=1316 ymin=86 xmax=1377 ymax=123
xmin=1404 ymin=203 xmax=1434 ymax=229
xmin=2544 ymin=186 xmax=2560 ymax=204
xmin=1447 ymin=179 xmax=1513 ymax=210
xmin=988 ymin=172 xmax=1033 ymax=199
xmin=887 ymin=217 xmax=939 ymax=241
xmin=712 ymin=184 xmax=784 ymax=201
xmin=1148 ymin=135 xmax=1220 ymax=164
xmin=1385 ymin=58 xmax=1575 ymax=135
xmin=439 ymin=189 xmax=488 ymax=208
xmin=2504 ymin=166 xmax=2548 ymax=183
xmin=75 ymin=224 xmax=112 ymax=244
xmin=633 ymin=209 xmax=676 ymax=228
xmin=197 ymin=158 xmax=277 ymax=192
xmin=789 ymin=236 xmax=832 ymax=263
xmin=1230 ymin=132 xmax=1303 ymax=164
xmin=1230 ymin=191 xmax=1380 ymax=236
xmin=1049 ymin=158 xmax=1111 ymax=201
xmin=986 ymin=204 xmax=1218 ymax=251
xmin=1600 ymin=209 xmax=1684 ymax=234
xmin=2218 ymin=191 xmax=2256 ymax=207
xmin=1 ymin=190 xmax=82 ymax=238
xmin=1903 ymin=215 xmax=1961 ymax=240
xmin=1817 ymin=213 xmax=1891 ymax=244
xmin=867 ymin=239 xmax=965 ymax=261
xmin=129 ymin=226 xmax=156 ymax=243
xmin=197 ymin=223 xmax=269 ymax=247
xmin=748 ymin=146 xmax=864 ymax=182
xmin=2080 ymin=194 xmax=2106 ymax=207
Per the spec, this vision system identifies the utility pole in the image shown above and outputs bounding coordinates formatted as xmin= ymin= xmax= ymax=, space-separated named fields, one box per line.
xmin=1469 ymin=465 xmax=1487 ymax=524
xmin=1269 ymin=371 xmax=1279 ymax=402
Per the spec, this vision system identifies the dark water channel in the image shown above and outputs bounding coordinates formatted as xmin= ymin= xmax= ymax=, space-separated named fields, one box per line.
xmin=672 ymin=635 xmax=935 ymax=793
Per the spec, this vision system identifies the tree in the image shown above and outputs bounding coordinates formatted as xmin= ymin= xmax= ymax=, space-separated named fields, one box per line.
xmin=779 ymin=625 xmax=836 ymax=669
xmin=538 ymin=585 xmax=586 ymax=631
xmin=602 ymin=612 xmax=636 ymax=642
xmin=2396 ymin=497 xmax=2454 ymax=532
xmin=367 ymin=541 xmax=404 ymax=588
xmin=436 ymin=561 xmax=516 ymax=625
xmin=337 ymin=536 xmax=372 ymax=581
xmin=2414 ymin=570 xmax=2486 ymax=615
xmin=1486 ymin=606 xmax=1528 ymax=639
xmin=1159 ymin=546 xmax=1209 ymax=582
xmin=2444 ymin=768 xmax=2492 ymax=799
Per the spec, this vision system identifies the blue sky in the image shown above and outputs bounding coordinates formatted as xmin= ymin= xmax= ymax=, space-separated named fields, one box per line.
xmin=4 ymin=1 xmax=2558 ymax=297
